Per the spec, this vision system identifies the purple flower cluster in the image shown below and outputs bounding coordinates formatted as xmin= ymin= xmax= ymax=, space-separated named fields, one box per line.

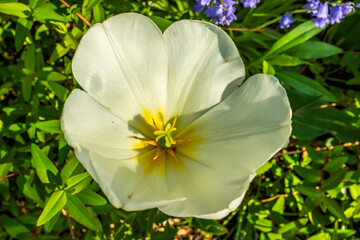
xmin=278 ymin=14 xmax=296 ymax=29
xmin=241 ymin=0 xmax=260 ymax=8
xmin=192 ymin=0 xmax=262 ymax=25
xmin=303 ymin=0 xmax=355 ymax=29
xmin=204 ymin=0 xmax=238 ymax=25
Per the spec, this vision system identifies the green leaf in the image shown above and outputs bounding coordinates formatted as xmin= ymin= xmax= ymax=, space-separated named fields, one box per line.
xmin=306 ymin=147 xmax=324 ymax=164
xmin=33 ymin=6 xmax=67 ymax=22
xmin=322 ymin=169 xmax=347 ymax=190
xmin=325 ymin=229 xmax=356 ymax=239
xmin=191 ymin=218 xmax=228 ymax=235
xmin=93 ymin=4 xmax=105 ymax=23
xmin=323 ymin=197 xmax=349 ymax=224
xmin=268 ymin=55 xmax=308 ymax=66
xmin=31 ymin=143 xmax=59 ymax=184
xmin=271 ymin=197 xmax=285 ymax=214
xmin=47 ymin=81 xmax=69 ymax=101
xmin=0 ymin=148 xmax=15 ymax=178
xmin=308 ymin=232 xmax=331 ymax=240
xmin=293 ymin=166 xmax=321 ymax=184
xmin=37 ymin=71 xmax=66 ymax=81
xmin=21 ymin=75 xmax=33 ymax=102
xmin=149 ymin=16 xmax=173 ymax=33
xmin=265 ymin=21 xmax=322 ymax=58
xmin=65 ymin=195 xmax=99 ymax=231
xmin=324 ymin=156 xmax=348 ymax=173
xmin=15 ymin=18 xmax=33 ymax=51
xmin=346 ymin=76 xmax=360 ymax=85
xmin=25 ymin=43 xmax=35 ymax=71
xmin=16 ymin=174 xmax=44 ymax=207
xmin=44 ymin=212 xmax=61 ymax=233
xmin=276 ymin=69 xmax=338 ymax=102
xmin=77 ymin=189 xmax=107 ymax=206
xmin=49 ymin=43 xmax=70 ymax=62
xmin=37 ymin=190 xmax=67 ymax=226
xmin=254 ymin=219 xmax=273 ymax=232
xmin=262 ymin=60 xmax=275 ymax=75
xmin=278 ymin=218 xmax=308 ymax=238
xmin=65 ymin=172 xmax=92 ymax=195
xmin=285 ymin=41 xmax=342 ymax=59
xmin=85 ymin=0 xmax=102 ymax=12
xmin=295 ymin=186 xmax=322 ymax=200
xmin=35 ymin=120 xmax=62 ymax=133
xmin=60 ymin=156 xmax=83 ymax=182
xmin=0 ymin=3 xmax=31 ymax=18
xmin=1 ymin=215 xmax=31 ymax=239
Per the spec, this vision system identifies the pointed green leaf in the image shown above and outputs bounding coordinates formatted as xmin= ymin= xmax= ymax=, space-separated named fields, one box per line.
xmin=65 ymin=195 xmax=99 ymax=231
xmin=0 ymin=3 xmax=31 ymax=18
xmin=22 ymin=75 xmax=33 ymax=102
xmin=35 ymin=120 xmax=61 ymax=133
xmin=37 ymin=190 xmax=67 ymax=226
xmin=77 ymin=189 xmax=107 ymax=206
xmin=191 ymin=218 xmax=228 ymax=235
xmin=93 ymin=4 xmax=104 ymax=23
xmin=37 ymin=71 xmax=66 ymax=81
xmin=265 ymin=21 xmax=322 ymax=57
xmin=0 ymin=148 xmax=15 ymax=177
xmin=263 ymin=60 xmax=275 ymax=75
xmin=295 ymin=186 xmax=322 ymax=200
xmin=323 ymin=197 xmax=349 ymax=224
xmin=15 ymin=18 xmax=33 ymax=52
xmin=276 ymin=69 xmax=338 ymax=102
xmin=1 ymin=214 xmax=31 ymax=239
xmin=293 ymin=166 xmax=321 ymax=183
xmin=285 ymin=41 xmax=342 ymax=59
xmin=324 ymin=156 xmax=348 ymax=173
xmin=322 ymin=169 xmax=347 ymax=190
xmin=149 ymin=16 xmax=173 ymax=33
xmin=47 ymin=81 xmax=69 ymax=101
xmin=60 ymin=156 xmax=83 ymax=182
xmin=65 ymin=172 xmax=92 ymax=195
xmin=33 ymin=6 xmax=67 ymax=22
xmin=269 ymin=55 xmax=309 ymax=66
xmin=31 ymin=143 xmax=58 ymax=184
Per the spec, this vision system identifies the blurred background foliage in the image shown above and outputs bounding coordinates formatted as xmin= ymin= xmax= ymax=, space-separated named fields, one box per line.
xmin=0 ymin=0 xmax=360 ymax=239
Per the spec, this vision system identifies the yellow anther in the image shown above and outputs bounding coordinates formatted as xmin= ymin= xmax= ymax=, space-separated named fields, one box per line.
xmin=166 ymin=149 xmax=178 ymax=161
xmin=153 ymin=148 xmax=165 ymax=160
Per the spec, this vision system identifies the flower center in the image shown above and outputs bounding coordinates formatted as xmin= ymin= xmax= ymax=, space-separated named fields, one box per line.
xmin=154 ymin=120 xmax=177 ymax=149
xmin=132 ymin=114 xmax=191 ymax=164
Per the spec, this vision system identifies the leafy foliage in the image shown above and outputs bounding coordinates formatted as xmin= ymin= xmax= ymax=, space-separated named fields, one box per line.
xmin=0 ymin=0 xmax=360 ymax=239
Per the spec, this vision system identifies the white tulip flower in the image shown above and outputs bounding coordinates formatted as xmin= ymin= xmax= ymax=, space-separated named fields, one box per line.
xmin=61 ymin=13 xmax=292 ymax=219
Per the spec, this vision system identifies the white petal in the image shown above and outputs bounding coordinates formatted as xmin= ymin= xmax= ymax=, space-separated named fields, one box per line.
xmin=158 ymin=154 xmax=255 ymax=218
xmin=61 ymin=89 xmax=145 ymax=159
xmin=176 ymin=74 xmax=292 ymax=174
xmin=163 ymin=20 xmax=245 ymax=132
xmin=72 ymin=13 xmax=167 ymax=137
xmin=76 ymin=149 xmax=185 ymax=210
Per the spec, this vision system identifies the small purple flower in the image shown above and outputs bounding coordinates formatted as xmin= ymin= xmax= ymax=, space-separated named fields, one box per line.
xmin=356 ymin=3 xmax=360 ymax=8
xmin=278 ymin=14 xmax=296 ymax=29
xmin=205 ymin=0 xmax=238 ymax=25
xmin=241 ymin=0 xmax=260 ymax=9
xmin=339 ymin=2 xmax=354 ymax=15
xmin=329 ymin=5 xmax=343 ymax=24
xmin=192 ymin=0 xmax=211 ymax=12
xmin=303 ymin=0 xmax=320 ymax=15
xmin=312 ymin=17 xmax=329 ymax=29
xmin=316 ymin=2 xmax=329 ymax=18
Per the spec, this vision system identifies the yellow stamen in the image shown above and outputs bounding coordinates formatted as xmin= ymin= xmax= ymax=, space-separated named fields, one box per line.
xmin=154 ymin=119 xmax=177 ymax=149
xmin=153 ymin=147 xmax=165 ymax=160
xmin=166 ymin=149 xmax=177 ymax=161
